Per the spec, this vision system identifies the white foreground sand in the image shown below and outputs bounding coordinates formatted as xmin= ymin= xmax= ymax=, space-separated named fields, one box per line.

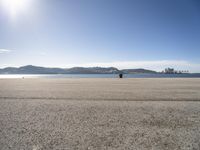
xmin=0 ymin=78 xmax=200 ymax=149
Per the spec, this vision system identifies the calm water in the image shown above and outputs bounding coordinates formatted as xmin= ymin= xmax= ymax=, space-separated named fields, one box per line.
xmin=0 ymin=74 xmax=200 ymax=78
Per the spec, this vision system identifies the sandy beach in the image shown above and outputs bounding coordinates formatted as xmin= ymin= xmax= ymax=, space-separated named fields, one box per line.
xmin=0 ymin=78 xmax=200 ymax=149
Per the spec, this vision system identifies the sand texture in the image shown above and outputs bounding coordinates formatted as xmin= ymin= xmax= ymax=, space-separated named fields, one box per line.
xmin=0 ymin=78 xmax=200 ymax=150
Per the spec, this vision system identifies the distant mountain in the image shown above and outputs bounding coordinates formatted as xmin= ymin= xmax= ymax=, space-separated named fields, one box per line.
xmin=121 ymin=69 xmax=157 ymax=74
xmin=65 ymin=67 xmax=119 ymax=74
xmin=0 ymin=65 xmax=157 ymax=74
xmin=0 ymin=65 xmax=66 ymax=74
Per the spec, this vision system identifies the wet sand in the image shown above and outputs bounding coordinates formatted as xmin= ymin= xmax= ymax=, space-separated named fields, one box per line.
xmin=0 ymin=78 xmax=200 ymax=149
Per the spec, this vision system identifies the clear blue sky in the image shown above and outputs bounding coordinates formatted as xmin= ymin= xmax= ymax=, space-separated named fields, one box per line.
xmin=0 ymin=0 xmax=200 ymax=72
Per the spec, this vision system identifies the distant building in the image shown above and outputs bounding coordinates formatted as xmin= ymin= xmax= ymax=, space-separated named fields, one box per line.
xmin=164 ymin=68 xmax=175 ymax=74
xmin=163 ymin=68 xmax=189 ymax=74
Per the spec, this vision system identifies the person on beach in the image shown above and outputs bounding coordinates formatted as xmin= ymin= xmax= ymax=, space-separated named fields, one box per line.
xmin=119 ymin=73 xmax=123 ymax=78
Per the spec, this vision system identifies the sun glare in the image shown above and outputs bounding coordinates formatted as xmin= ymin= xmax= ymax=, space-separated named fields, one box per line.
xmin=0 ymin=0 xmax=32 ymax=18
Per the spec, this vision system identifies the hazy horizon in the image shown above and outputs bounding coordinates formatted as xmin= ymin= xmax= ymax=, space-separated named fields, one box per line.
xmin=0 ymin=0 xmax=200 ymax=72
xmin=0 ymin=60 xmax=198 ymax=72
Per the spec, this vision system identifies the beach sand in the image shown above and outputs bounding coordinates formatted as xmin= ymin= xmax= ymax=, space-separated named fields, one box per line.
xmin=0 ymin=78 xmax=200 ymax=149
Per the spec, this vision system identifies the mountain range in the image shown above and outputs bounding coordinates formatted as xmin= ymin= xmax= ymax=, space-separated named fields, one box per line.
xmin=0 ymin=65 xmax=157 ymax=74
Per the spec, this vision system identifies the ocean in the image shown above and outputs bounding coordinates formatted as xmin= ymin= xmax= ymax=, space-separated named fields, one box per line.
xmin=0 ymin=73 xmax=200 ymax=78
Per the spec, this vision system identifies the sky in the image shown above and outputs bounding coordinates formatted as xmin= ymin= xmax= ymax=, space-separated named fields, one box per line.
xmin=0 ymin=0 xmax=200 ymax=72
